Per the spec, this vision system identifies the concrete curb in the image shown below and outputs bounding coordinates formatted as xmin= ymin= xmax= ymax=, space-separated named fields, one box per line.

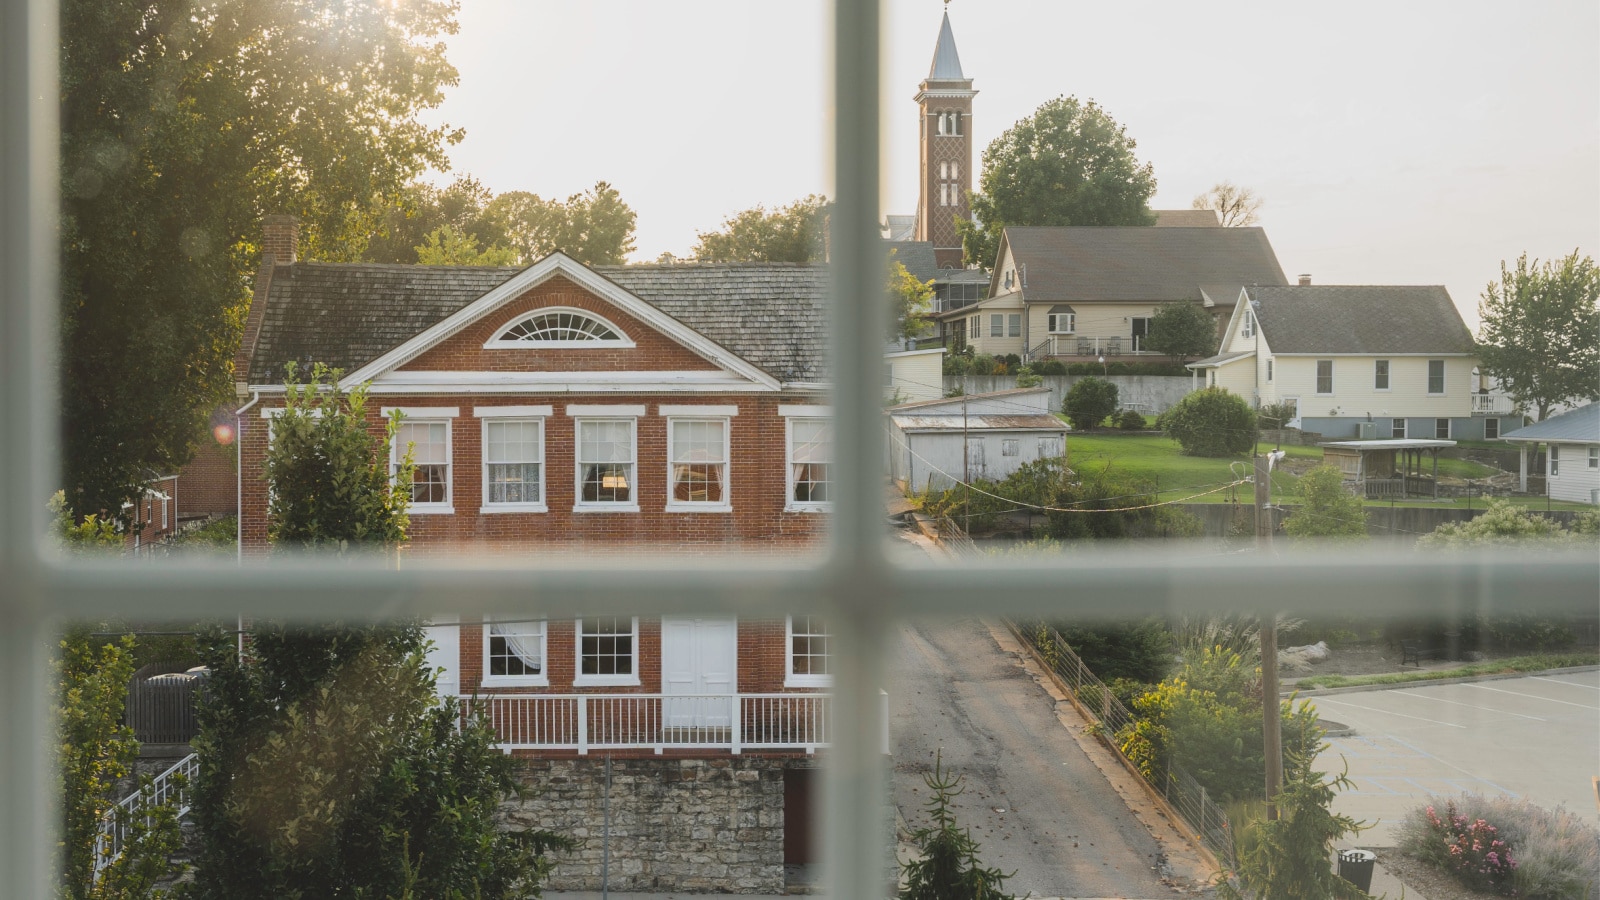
xmin=1284 ymin=664 xmax=1598 ymax=698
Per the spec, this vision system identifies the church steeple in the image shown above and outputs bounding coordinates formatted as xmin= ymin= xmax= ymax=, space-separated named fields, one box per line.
xmin=915 ymin=9 xmax=977 ymax=269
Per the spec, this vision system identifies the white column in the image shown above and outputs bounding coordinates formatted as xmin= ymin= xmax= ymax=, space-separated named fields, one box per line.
xmin=1519 ymin=444 xmax=1528 ymax=492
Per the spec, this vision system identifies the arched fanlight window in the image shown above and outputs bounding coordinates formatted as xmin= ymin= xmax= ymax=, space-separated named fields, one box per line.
xmin=484 ymin=307 xmax=634 ymax=348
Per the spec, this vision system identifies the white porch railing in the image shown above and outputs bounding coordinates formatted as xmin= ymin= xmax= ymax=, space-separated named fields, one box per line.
xmin=92 ymin=752 xmax=197 ymax=882
xmin=460 ymin=692 xmax=832 ymax=755
xmin=1025 ymin=335 xmax=1155 ymax=360
xmin=1471 ymin=394 xmax=1514 ymax=415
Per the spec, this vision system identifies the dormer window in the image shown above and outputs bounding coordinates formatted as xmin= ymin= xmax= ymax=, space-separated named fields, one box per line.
xmin=484 ymin=307 xmax=635 ymax=349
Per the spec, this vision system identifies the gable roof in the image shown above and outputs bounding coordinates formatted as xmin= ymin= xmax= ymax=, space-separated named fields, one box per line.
xmin=1154 ymin=209 xmax=1220 ymax=227
xmin=884 ymin=241 xmax=940 ymax=282
xmin=1500 ymin=403 xmax=1599 ymax=445
xmin=247 ymin=259 xmax=828 ymax=386
xmin=1246 ymin=285 xmax=1474 ymax=355
xmin=999 ymin=225 xmax=1287 ymax=305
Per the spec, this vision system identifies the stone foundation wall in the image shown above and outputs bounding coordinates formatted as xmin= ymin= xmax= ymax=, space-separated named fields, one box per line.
xmin=503 ymin=756 xmax=794 ymax=894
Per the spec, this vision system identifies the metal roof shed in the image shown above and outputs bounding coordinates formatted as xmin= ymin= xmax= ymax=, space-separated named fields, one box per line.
xmin=1318 ymin=438 xmax=1456 ymax=499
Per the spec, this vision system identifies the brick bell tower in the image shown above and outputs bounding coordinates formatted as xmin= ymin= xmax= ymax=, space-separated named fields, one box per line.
xmin=914 ymin=7 xmax=977 ymax=269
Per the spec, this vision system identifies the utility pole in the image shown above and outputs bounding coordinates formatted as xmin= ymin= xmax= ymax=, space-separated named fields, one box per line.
xmin=962 ymin=375 xmax=970 ymax=533
xmin=1255 ymin=451 xmax=1283 ymax=819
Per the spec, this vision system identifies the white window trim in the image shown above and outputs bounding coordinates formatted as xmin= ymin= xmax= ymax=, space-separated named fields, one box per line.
xmin=779 ymin=404 xmax=831 ymax=418
xmin=658 ymin=405 xmax=738 ymax=417
xmin=989 ymin=313 xmax=1004 ymax=338
xmin=1549 ymin=445 xmax=1560 ymax=477
xmin=785 ymin=615 xmax=832 ymax=688
xmin=1048 ymin=313 xmax=1075 ymax=335
xmin=1374 ymin=360 xmax=1390 ymax=392
xmin=1588 ymin=446 xmax=1598 ymax=469
xmin=392 ymin=417 xmax=454 ymax=514
xmin=1435 ymin=418 xmax=1452 ymax=440
xmin=1393 ymin=417 xmax=1407 ymax=440
xmin=474 ymin=405 xmax=554 ymax=418
xmin=1007 ymin=313 xmax=1022 ymax=337
xmin=480 ymin=417 xmax=547 ymax=514
xmin=567 ymin=404 xmax=647 ymax=417
xmin=483 ymin=306 xmax=636 ymax=349
xmin=785 ymin=416 xmax=833 ymax=513
xmin=1266 ymin=359 xmax=1274 ymax=382
xmin=1315 ymin=360 xmax=1335 ymax=396
xmin=481 ymin=617 xmax=549 ymax=688
xmin=573 ymin=616 xmax=641 ymax=687
xmin=665 ymin=416 xmax=732 ymax=513
xmin=573 ymin=417 xmax=640 ymax=513
xmin=1427 ymin=359 xmax=1447 ymax=396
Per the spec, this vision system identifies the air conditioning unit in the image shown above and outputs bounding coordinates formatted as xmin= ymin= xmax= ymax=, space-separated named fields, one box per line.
xmin=1355 ymin=421 xmax=1378 ymax=440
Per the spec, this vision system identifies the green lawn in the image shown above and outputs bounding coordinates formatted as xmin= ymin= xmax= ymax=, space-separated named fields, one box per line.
xmin=1294 ymin=652 xmax=1599 ymax=690
xmin=1059 ymin=430 xmax=1590 ymax=508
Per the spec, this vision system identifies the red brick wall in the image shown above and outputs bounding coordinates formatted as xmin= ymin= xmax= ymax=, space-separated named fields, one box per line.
xmin=400 ymin=276 xmax=720 ymax=374
xmin=178 ymin=435 xmax=238 ymax=520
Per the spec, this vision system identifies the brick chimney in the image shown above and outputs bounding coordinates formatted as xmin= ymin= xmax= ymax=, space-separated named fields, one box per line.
xmin=262 ymin=214 xmax=300 ymax=265
xmin=1298 ymin=273 xmax=1312 ymax=286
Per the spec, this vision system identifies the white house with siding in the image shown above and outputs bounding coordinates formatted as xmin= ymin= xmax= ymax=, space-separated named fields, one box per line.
xmin=887 ymin=387 xmax=1067 ymax=490
xmin=884 ymin=347 xmax=946 ymax=403
xmin=1187 ymin=284 xmax=1519 ymax=441
xmin=1500 ymin=403 xmax=1600 ymax=505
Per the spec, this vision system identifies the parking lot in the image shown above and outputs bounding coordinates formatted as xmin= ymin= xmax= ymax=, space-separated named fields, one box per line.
xmin=1310 ymin=670 xmax=1600 ymax=844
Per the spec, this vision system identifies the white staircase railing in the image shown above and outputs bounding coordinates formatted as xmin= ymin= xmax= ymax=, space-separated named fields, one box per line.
xmin=92 ymin=752 xmax=198 ymax=882
xmin=459 ymin=692 xmax=832 ymax=755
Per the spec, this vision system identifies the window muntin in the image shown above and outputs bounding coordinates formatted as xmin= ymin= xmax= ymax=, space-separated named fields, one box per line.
xmin=1374 ymin=359 xmax=1390 ymax=390
xmin=575 ymin=418 xmax=637 ymax=509
xmin=484 ymin=617 xmax=547 ymax=686
xmin=786 ymin=615 xmax=831 ymax=687
xmin=968 ymin=315 xmax=979 ymax=339
xmin=1241 ymin=313 xmax=1254 ymax=338
xmin=1435 ymin=418 xmax=1451 ymax=439
xmin=485 ymin=307 xmax=633 ymax=348
xmin=1550 ymin=445 xmax=1560 ymax=476
xmin=576 ymin=616 xmax=638 ymax=686
xmin=788 ymin=417 xmax=833 ymax=510
xmin=482 ymin=419 xmax=545 ymax=511
xmin=1428 ymin=359 xmax=1446 ymax=394
xmin=1048 ymin=312 xmax=1074 ymax=334
xmin=1266 ymin=359 xmax=1273 ymax=381
xmin=394 ymin=420 xmax=452 ymax=510
xmin=1316 ymin=360 xmax=1334 ymax=395
xmin=1392 ymin=417 xmax=1407 ymax=439
xmin=989 ymin=314 xmax=1003 ymax=337
xmin=1007 ymin=313 xmax=1021 ymax=337
xmin=667 ymin=417 xmax=729 ymax=510
xmin=1589 ymin=447 xmax=1597 ymax=468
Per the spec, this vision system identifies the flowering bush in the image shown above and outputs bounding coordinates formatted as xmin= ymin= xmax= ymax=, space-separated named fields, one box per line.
xmin=1424 ymin=801 xmax=1519 ymax=894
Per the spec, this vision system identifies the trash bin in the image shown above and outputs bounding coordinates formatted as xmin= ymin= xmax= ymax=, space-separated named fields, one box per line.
xmin=1337 ymin=849 xmax=1376 ymax=892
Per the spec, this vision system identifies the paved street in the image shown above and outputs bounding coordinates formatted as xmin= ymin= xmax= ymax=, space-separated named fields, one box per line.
xmin=891 ymin=617 xmax=1204 ymax=899
xmin=1311 ymin=670 xmax=1600 ymax=844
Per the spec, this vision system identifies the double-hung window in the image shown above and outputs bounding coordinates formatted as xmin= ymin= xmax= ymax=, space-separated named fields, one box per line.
xmin=1315 ymin=360 xmax=1334 ymax=395
xmin=1374 ymin=360 xmax=1390 ymax=390
xmin=786 ymin=615 xmax=832 ymax=688
xmin=1392 ymin=418 xmax=1407 ymax=439
xmin=479 ymin=407 xmax=549 ymax=513
xmin=1550 ymin=445 xmax=1560 ymax=476
xmin=1435 ymin=418 xmax=1451 ymax=439
xmin=571 ymin=407 xmax=642 ymax=511
xmin=387 ymin=408 xmax=457 ymax=513
xmin=784 ymin=410 xmax=832 ymax=511
xmin=484 ymin=617 xmax=547 ymax=686
xmin=1007 ymin=313 xmax=1021 ymax=337
xmin=1484 ymin=418 xmax=1499 ymax=440
xmin=1266 ymin=359 xmax=1274 ymax=382
xmin=968 ymin=315 xmax=980 ymax=339
xmin=575 ymin=616 xmax=638 ymax=686
xmin=1589 ymin=447 xmax=1598 ymax=469
xmin=664 ymin=409 xmax=733 ymax=511
xmin=989 ymin=313 xmax=1003 ymax=337
xmin=1427 ymin=359 xmax=1446 ymax=394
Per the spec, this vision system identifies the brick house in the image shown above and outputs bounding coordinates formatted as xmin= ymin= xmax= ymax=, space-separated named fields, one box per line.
xmin=233 ymin=217 xmax=836 ymax=891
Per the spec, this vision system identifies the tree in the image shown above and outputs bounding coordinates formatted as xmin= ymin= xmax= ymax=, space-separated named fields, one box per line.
xmin=1055 ymin=618 xmax=1172 ymax=684
xmin=692 ymin=195 xmax=831 ymax=262
xmin=1146 ymin=302 xmax=1220 ymax=363
xmin=366 ymin=177 xmax=502 ymax=264
xmin=1160 ymin=387 xmax=1257 ymax=456
xmin=484 ymin=181 xmax=638 ymax=266
xmin=60 ymin=0 xmax=463 ymax=523
xmin=959 ymin=96 xmax=1157 ymax=269
xmin=889 ymin=258 xmax=935 ymax=340
xmin=1062 ymin=377 xmax=1119 ymax=431
xmin=899 ymin=752 xmax=1015 ymax=900
xmin=1282 ymin=465 xmax=1368 ymax=539
xmin=414 ymin=225 xmax=520 ymax=266
xmin=189 ymin=364 xmax=568 ymax=898
xmin=1476 ymin=250 xmax=1600 ymax=420
xmin=1191 ymin=181 xmax=1263 ymax=227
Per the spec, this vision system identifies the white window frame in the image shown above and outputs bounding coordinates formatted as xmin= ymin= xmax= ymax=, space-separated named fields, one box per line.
xmin=1007 ymin=313 xmax=1021 ymax=337
xmin=574 ymin=616 xmax=640 ymax=687
xmin=1266 ymin=359 xmax=1273 ymax=382
xmin=478 ymin=408 xmax=549 ymax=514
xmin=1048 ymin=312 xmax=1075 ymax=335
xmin=1374 ymin=359 xmax=1390 ymax=391
xmin=1549 ymin=444 xmax=1560 ymax=476
xmin=664 ymin=410 xmax=734 ymax=513
xmin=1315 ymin=360 xmax=1334 ymax=395
xmin=1435 ymin=418 xmax=1451 ymax=440
xmin=1588 ymin=446 xmax=1597 ymax=469
xmin=785 ymin=614 xmax=832 ymax=688
xmin=989 ymin=313 xmax=1004 ymax=337
xmin=782 ymin=407 xmax=833 ymax=512
xmin=1427 ymin=359 xmax=1446 ymax=395
xmin=570 ymin=409 xmax=642 ymax=513
xmin=482 ymin=616 xmax=549 ymax=687
xmin=1241 ymin=314 xmax=1254 ymax=338
xmin=1392 ymin=417 xmax=1407 ymax=440
xmin=385 ymin=407 xmax=459 ymax=515
xmin=1483 ymin=417 xmax=1499 ymax=440
xmin=968 ymin=315 xmax=979 ymax=339
xmin=483 ymin=306 xmax=635 ymax=349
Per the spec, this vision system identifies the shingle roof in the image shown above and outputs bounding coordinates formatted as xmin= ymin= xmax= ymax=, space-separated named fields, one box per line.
xmin=1003 ymin=226 xmax=1287 ymax=305
xmin=885 ymin=241 xmax=940 ymax=282
xmin=247 ymin=262 xmax=830 ymax=385
xmin=1247 ymin=285 xmax=1473 ymax=355
xmin=1500 ymin=403 xmax=1600 ymax=445
xmin=1154 ymin=209 xmax=1220 ymax=227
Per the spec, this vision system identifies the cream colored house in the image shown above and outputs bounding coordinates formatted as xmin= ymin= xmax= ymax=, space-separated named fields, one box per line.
xmin=884 ymin=347 xmax=946 ymax=403
xmin=933 ymin=222 xmax=1288 ymax=362
xmin=1188 ymin=285 xmax=1520 ymax=441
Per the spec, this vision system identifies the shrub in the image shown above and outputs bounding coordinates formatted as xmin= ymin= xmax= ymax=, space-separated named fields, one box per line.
xmin=1117 ymin=408 xmax=1146 ymax=430
xmin=1282 ymin=465 xmax=1368 ymax=539
xmin=1161 ymin=387 xmax=1257 ymax=456
xmin=1402 ymin=799 xmax=1519 ymax=895
xmin=1055 ymin=618 xmax=1173 ymax=684
xmin=1400 ymin=793 xmax=1600 ymax=899
xmin=1063 ymin=361 xmax=1191 ymax=376
xmin=1001 ymin=353 xmax=1021 ymax=371
xmin=968 ymin=354 xmax=1000 ymax=376
xmin=1034 ymin=359 xmax=1068 ymax=376
xmin=900 ymin=752 xmax=1016 ymax=900
xmin=1015 ymin=365 xmax=1043 ymax=388
xmin=1063 ymin=377 xmax=1118 ymax=430
xmin=1418 ymin=500 xmax=1600 ymax=550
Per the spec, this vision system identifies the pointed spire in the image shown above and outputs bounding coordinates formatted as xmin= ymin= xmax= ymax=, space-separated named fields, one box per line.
xmin=927 ymin=10 xmax=966 ymax=81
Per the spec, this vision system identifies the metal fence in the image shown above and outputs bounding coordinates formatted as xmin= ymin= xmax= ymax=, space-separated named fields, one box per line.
xmin=124 ymin=663 xmax=203 ymax=744
xmin=1009 ymin=619 xmax=1235 ymax=867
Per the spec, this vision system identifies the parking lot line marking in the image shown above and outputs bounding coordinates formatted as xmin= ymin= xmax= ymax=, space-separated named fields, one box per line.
xmin=1531 ymin=675 xmax=1600 ymax=691
xmin=1389 ymin=736 xmax=1516 ymax=794
xmin=1314 ymin=697 xmax=1466 ymax=728
xmin=1389 ymin=691 xmax=1544 ymax=721
xmin=1462 ymin=683 xmax=1600 ymax=710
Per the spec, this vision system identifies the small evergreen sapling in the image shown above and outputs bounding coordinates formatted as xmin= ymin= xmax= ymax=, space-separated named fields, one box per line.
xmin=900 ymin=752 xmax=1015 ymax=900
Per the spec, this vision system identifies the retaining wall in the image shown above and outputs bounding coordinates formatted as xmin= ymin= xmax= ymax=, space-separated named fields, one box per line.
xmin=949 ymin=375 xmax=1194 ymax=414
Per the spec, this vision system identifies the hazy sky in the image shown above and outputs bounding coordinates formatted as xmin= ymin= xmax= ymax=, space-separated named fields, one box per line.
xmin=423 ymin=1 xmax=1599 ymax=331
